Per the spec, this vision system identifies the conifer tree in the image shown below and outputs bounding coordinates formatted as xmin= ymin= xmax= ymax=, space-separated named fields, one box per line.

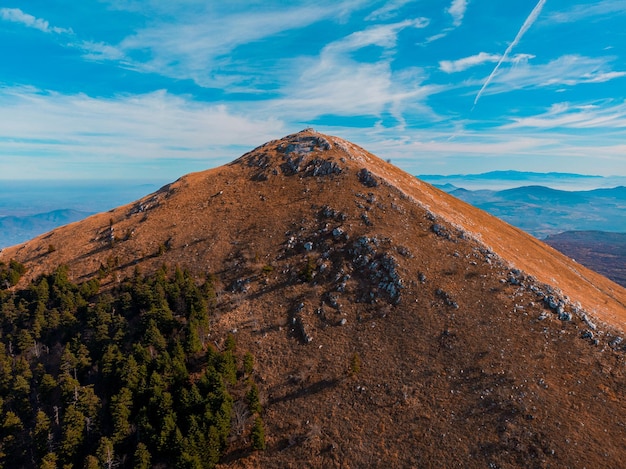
xmin=251 ymin=416 xmax=266 ymax=450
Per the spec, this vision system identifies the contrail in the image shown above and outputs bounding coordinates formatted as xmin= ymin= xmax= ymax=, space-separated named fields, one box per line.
xmin=473 ymin=0 xmax=547 ymax=107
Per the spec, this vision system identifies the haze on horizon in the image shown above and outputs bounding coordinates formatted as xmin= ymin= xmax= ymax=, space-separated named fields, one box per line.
xmin=1 ymin=1 xmax=625 ymax=181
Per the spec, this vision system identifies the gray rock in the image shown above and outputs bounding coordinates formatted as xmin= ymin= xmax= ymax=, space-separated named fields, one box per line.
xmin=357 ymin=168 xmax=378 ymax=187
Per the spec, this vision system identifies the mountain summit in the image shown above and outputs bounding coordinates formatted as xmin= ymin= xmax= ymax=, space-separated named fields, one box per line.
xmin=1 ymin=129 xmax=625 ymax=467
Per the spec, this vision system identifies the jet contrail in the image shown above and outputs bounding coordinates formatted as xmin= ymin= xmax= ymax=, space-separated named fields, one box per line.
xmin=473 ymin=0 xmax=547 ymax=107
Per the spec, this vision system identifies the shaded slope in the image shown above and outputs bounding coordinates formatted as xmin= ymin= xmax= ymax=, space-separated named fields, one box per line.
xmin=1 ymin=130 xmax=625 ymax=468
xmin=545 ymin=231 xmax=626 ymax=288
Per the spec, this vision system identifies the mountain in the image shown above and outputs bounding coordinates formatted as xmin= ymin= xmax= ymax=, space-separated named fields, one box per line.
xmin=0 ymin=209 xmax=93 ymax=248
xmin=1 ymin=130 xmax=625 ymax=468
xmin=447 ymin=185 xmax=626 ymax=238
xmin=545 ymin=231 xmax=626 ymax=288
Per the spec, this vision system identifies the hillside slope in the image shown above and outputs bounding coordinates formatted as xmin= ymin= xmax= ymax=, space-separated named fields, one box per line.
xmin=1 ymin=130 xmax=625 ymax=468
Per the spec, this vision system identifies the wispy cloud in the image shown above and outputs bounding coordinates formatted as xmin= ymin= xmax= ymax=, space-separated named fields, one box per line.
xmin=0 ymin=8 xmax=72 ymax=34
xmin=346 ymin=124 xmax=626 ymax=176
xmin=440 ymin=53 xmax=535 ymax=73
xmin=0 ymin=87 xmax=284 ymax=179
xmin=77 ymin=41 xmax=126 ymax=61
xmin=93 ymin=1 xmax=370 ymax=89
xmin=502 ymin=100 xmax=626 ymax=129
xmin=480 ymin=55 xmax=626 ymax=95
xmin=324 ymin=18 xmax=428 ymax=55
xmin=440 ymin=52 xmax=500 ymax=73
xmin=365 ymin=0 xmax=415 ymax=21
xmin=264 ymin=19 xmax=436 ymax=123
xmin=439 ymin=52 xmax=535 ymax=73
xmin=474 ymin=0 xmax=547 ymax=107
xmin=447 ymin=0 xmax=468 ymax=27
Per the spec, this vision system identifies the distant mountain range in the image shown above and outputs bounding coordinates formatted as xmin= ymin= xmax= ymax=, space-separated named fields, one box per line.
xmin=419 ymin=170 xmax=626 ymax=191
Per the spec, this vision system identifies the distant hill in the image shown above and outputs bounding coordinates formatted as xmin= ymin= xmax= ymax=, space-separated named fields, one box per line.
xmin=1 ymin=130 xmax=624 ymax=468
xmin=0 ymin=209 xmax=93 ymax=248
xmin=447 ymin=185 xmax=626 ymax=238
xmin=545 ymin=231 xmax=626 ymax=288
xmin=420 ymin=170 xmax=626 ymax=191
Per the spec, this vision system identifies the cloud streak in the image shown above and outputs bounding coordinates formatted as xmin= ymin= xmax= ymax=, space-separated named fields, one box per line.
xmin=366 ymin=0 xmax=415 ymax=21
xmin=545 ymin=0 xmax=626 ymax=24
xmin=0 ymin=8 xmax=72 ymax=34
xmin=502 ymin=100 xmax=626 ymax=129
xmin=441 ymin=53 xmax=535 ymax=73
xmin=473 ymin=0 xmax=547 ymax=107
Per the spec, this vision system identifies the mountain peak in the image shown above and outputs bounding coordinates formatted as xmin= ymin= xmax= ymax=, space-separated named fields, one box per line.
xmin=233 ymin=128 xmax=381 ymax=181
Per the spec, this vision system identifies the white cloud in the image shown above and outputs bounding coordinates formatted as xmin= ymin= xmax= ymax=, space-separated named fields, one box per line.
xmin=0 ymin=87 xmax=285 ymax=178
xmin=423 ymin=32 xmax=449 ymax=44
xmin=341 ymin=123 xmax=626 ymax=177
xmin=0 ymin=8 xmax=72 ymax=34
xmin=447 ymin=0 xmax=468 ymax=27
xmin=78 ymin=41 xmax=126 ymax=62
xmin=262 ymin=19 xmax=437 ymax=122
xmin=440 ymin=53 xmax=535 ymax=73
xmin=90 ymin=1 xmax=371 ymax=89
xmin=440 ymin=53 xmax=500 ymax=73
xmin=323 ymin=18 xmax=428 ymax=55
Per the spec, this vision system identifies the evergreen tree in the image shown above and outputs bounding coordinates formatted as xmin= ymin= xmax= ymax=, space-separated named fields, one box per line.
xmin=251 ymin=416 xmax=266 ymax=451
xmin=246 ymin=381 xmax=262 ymax=415
xmin=134 ymin=442 xmax=151 ymax=469
xmin=243 ymin=351 xmax=254 ymax=376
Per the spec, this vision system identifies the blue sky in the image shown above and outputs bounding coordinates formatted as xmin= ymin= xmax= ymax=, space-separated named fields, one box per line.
xmin=0 ymin=0 xmax=625 ymax=180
